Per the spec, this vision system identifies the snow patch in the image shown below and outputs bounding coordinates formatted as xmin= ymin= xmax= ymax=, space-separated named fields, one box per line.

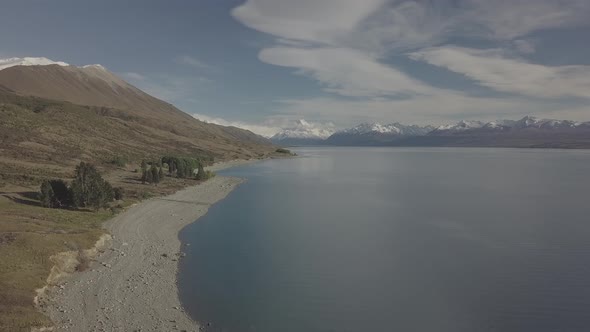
xmin=0 ymin=57 xmax=69 ymax=71
xmin=272 ymin=119 xmax=336 ymax=140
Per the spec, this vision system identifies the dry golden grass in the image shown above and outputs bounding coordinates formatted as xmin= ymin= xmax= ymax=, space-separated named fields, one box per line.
xmin=0 ymin=165 xmax=210 ymax=331
xmin=0 ymin=87 xmax=279 ymax=331
xmin=0 ymin=73 xmax=280 ymax=331
xmin=0 ymin=192 xmax=111 ymax=331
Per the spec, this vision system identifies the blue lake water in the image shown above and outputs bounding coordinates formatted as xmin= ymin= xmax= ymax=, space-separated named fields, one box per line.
xmin=179 ymin=147 xmax=590 ymax=332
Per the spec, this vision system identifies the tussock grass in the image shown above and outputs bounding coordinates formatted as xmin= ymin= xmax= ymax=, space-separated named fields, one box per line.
xmin=0 ymin=195 xmax=111 ymax=331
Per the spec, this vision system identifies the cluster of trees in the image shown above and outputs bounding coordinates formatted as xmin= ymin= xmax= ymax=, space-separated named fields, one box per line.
xmin=138 ymin=156 xmax=215 ymax=185
xmin=161 ymin=156 xmax=201 ymax=179
xmin=140 ymin=160 xmax=164 ymax=184
xmin=40 ymin=162 xmax=123 ymax=210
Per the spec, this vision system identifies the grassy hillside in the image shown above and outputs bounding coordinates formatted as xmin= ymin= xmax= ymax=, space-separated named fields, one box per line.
xmin=0 ymin=90 xmax=278 ymax=331
xmin=0 ymin=90 xmax=274 ymax=184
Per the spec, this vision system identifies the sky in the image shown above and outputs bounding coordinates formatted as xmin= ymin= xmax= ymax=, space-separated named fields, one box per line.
xmin=1 ymin=0 xmax=590 ymax=136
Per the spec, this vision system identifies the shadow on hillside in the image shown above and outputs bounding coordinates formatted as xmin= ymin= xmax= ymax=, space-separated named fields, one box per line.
xmin=119 ymin=176 xmax=143 ymax=185
xmin=0 ymin=193 xmax=41 ymax=207
xmin=20 ymin=191 xmax=39 ymax=200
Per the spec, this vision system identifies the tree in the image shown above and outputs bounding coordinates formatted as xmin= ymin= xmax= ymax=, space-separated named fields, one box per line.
xmin=158 ymin=167 xmax=164 ymax=182
xmin=141 ymin=169 xmax=147 ymax=184
xmin=39 ymin=179 xmax=71 ymax=208
xmin=49 ymin=179 xmax=71 ymax=207
xmin=40 ymin=180 xmax=55 ymax=208
xmin=195 ymin=163 xmax=206 ymax=181
xmin=113 ymin=187 xmax=124 ymax=200
xmin=150 ymin=165 xmax=160 ymax=184
xmin=145 ymin=168 xmax=153 ymax=184
xmin=70 ymin=162 xmax=114 ymax=210
xmin=140 ymin=160 xmax=148 ymax=171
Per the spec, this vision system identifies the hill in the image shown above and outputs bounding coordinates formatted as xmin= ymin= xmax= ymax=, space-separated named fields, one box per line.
xmin=0 ymin=61 xmax=276 ymax=184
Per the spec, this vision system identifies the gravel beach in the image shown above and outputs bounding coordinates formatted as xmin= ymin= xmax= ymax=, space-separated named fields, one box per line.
xmin=39 ymin=175 xmax=244 ymax=332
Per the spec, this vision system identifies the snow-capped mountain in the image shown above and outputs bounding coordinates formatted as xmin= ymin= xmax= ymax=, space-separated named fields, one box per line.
xmin=431 ymin=116 xmax=587 ymax=135
xmin=271 ymin=119 xmax=335 ymax=145
xmin=338 ymin=122 xmax=435 ymax=136
xmin=511 ymin=116 xmax=581 ymax=129
xmin=0 ymin=57 xmax=69 ymax=71
xmin=432 ymin=120 xmax=485 ymax=133
xmin=326 ymin=122 xmax=435 ymax=146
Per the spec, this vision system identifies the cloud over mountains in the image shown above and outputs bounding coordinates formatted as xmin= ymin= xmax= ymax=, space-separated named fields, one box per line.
xmin=231 ymin=0 xmax=590 ymax=125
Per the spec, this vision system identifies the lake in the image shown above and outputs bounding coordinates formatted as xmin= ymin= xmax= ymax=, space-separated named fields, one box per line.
xmin=179 ymin=147 xmax=590 ymax=332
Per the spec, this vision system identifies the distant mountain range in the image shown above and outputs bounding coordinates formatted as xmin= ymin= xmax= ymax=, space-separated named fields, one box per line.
xmin=270 ymin=119 xmax=335 ymax=145
xmin=272 ymin=116 xmax=590 ymax=148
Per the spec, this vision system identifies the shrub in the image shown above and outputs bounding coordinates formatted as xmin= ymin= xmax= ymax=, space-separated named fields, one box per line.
xmin=196 ymin=164 xmax=215 ymax=181
xmin=150 ymin=165 xmax=160 ymax=184
xmin=39 ymin=180 xmax=55 ymax=208
xmin=195 ymin=163 xmax=206 ymax=181
xmin=110 ymin=156 xmax=127 ymax=167
xmin=113 ymin=187 xmax=124 ymax=201
xmin=39 ymin=179 xmax=71 ymax=208
xmin=70 ymin=162 xmax=115 ymax=210
xmin=276 ymin=148 xmax=291 ymax=154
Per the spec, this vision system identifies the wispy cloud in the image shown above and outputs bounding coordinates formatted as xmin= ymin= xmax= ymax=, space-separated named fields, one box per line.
xmin=259 ymin=46 xmax=438 ymax=97
xmin=232 ymin=0 xmax=590 ymax=123
xmin=175 ymin=55 xmax=211 ymax=69
xmin=121 ymin=72 xmax=146 ymax=81
xmin=192 ymin=113 xmax=281 ymax=137
xmin=409 ymin=46 xmax=590 ymax=99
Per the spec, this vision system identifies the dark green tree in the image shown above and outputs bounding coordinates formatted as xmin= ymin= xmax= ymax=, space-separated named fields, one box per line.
xmin=151 ymin=165 xmax=160 ymax=184
xmin=145 ymin=168 xmax=153 ymax=184
xmin=39 ymin=180 xmax=55 ymax=208
xmin=113 ymin=187 xmax=124 ymax=200
xmin=195 ymin=163 xmax=206 ymax=180
xmin=48 ymin=179 xmax=71 ymax=207
xmin=158 ymin=167 xmax=164 ymax=181
xmin=70 ymin=162 xmax=114 ymax=210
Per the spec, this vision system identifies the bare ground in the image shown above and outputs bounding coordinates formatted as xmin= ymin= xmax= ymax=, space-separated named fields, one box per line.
xmin=37 ymin=175 xmax=244 ymax=332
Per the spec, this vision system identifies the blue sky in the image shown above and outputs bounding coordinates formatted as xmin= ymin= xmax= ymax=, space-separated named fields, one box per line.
xmin=1 ymin=0 xmax=590 ymax=135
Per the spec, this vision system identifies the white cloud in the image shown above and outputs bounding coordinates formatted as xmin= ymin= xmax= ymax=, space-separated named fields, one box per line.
xmin=273 ymin=119 xmax=336 ymax=139
xmin=275 ymin=95 xmax=590 ymax=126
xmin=121 ymin=72 xmax=146 ymax=81
xmin=409 ymin=46 xmax=590 ymax=99
xmin=234 ymin=0 xmax=590 ymax=52
xmin=192 ymin=113 xmax=281 ymax=137
xmin=175 ymin=55 xmax=210 ymax=69
xmin=259 ymin=46 xmax=438 ymax=97
xmin=231 ymin=0 xmax=590 ymax=124
xmin=464 ymin=0 xmax=590 ymax=40
xmin=191 ymin=113 xmax=340 ymax=138
xmin=512 ymin=39 xmax=536 ymax=54
xmin=232 ymin=0 xmax=387 ymax=45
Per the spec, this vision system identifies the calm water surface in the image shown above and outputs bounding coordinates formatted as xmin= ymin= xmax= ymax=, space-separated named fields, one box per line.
xmin=179 ymin=147 xmax=590 ymax=332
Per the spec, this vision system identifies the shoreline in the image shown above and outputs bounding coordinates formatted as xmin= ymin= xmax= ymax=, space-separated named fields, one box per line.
xmin=38 ymin=173 xmax=246 ymax=331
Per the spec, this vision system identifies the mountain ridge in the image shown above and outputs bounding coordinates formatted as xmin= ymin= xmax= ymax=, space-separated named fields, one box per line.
xmin=273 ymin=117 xmax=590 ymax=148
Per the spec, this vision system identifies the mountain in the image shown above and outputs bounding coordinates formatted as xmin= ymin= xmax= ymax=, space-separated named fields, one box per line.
xmin=429 ymin=120 xmax=485 ymax=134
xmin=325 ymin=122 xmax=435 ymax=146
xmin=280 ymin=116 xmax=590 ymax=148
xmin=0 ymin=57 xmax=276 ymax=182
xmin=0 ymin=56 xmax=69 ymax=70
xmin=412 ymin=116 xmax=590 ymax=148
xmin=271 ymin=119 xmax=335 ymax=146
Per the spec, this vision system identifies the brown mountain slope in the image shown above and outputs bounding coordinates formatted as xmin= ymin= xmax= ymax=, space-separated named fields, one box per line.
xmin=0 ymin=64 xmax=272 ymax=146
xmin=0 ymin=64 xmax=187 ymax=121
xmin=0 ymin=64 xmax=277 ymax=184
